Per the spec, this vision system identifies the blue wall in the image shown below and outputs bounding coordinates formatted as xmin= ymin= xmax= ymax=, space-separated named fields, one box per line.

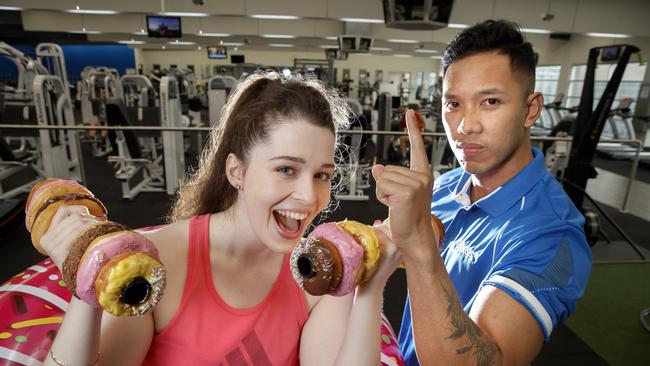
xmin=0 ymin=44 xmax=135 ymax=85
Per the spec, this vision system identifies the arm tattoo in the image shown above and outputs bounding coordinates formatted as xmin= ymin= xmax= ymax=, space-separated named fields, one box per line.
xmin=441 ymin=281 xmax=498 ymax=366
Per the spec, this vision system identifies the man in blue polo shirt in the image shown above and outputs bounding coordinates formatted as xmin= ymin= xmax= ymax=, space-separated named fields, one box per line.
xmin=372 ymin=20 xmax=591 ymax=365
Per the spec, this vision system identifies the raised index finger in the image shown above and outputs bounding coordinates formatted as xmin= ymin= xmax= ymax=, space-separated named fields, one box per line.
xmin=405 ymin=109 xmax=430 ymax=173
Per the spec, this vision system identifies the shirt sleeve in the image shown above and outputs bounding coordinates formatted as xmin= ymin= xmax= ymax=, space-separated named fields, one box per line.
xmin=481 ymin=230 xmax=592 ymax=341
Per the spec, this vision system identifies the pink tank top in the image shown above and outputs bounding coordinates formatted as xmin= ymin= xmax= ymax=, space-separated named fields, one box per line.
xmin=143 ymin=214 xmax=309 ymax=365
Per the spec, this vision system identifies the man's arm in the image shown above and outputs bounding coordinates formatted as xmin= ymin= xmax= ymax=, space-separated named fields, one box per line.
xmin=402 ymin=237 xmax=543 ymax=365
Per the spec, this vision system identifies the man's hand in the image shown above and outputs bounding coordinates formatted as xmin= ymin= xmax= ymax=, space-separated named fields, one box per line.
xmin=371 ymin=110 xmax=435 ymax=254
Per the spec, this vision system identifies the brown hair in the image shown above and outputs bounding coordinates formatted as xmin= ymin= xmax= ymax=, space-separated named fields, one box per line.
xmin=169 ymin=71 xmax=350 ymax=222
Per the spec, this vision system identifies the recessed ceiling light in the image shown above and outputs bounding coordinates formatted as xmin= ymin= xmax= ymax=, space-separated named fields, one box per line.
xmin=251 ymin=14 xmax=299 ymax=20
xmin=132 ymin=31 xmax=147 ymax=35
xmin=221 ymin=42 xmax=244 ymax=46
xmin=393 ymin=54 xmax=413 ymax=58
xmin=262 ymin=34 xmax=296 ymax=39
xmin=319 ymin=45 xmax=338 ymax=48
xmin=448 ymin=23 xmax=469 ymax=29
xmin=161 ymin=12 xmax=209 ymax=17
xmin=169 ymin=41 xmax=195 ymax=45
xmin=387 ymin=39 xmax=418 ymax=44
xmin=370 ymin=47 xmax=391 ymax=51
xmin=585 ymin=32 xmax=630 ymax=38
xmin=0 ymin=6 xmax=23 ymax=11
xmin=118 ymin=40 xmax=145 ymax=45
xmin=339 ymin=18 xmax=384 ymax=24
xmin=68 ymin=30 xmax=103 ymax=34
xmin=200 ymin=33 xmax=231 ymax=37
xmin=66 ymin=9 xmax=118 ymax=15
xmin=324 ymin=36 xmax=338 ymax=40
xmin=522 ymin=28 xmax=552 ymax=34
xmin=269 ymin=43 xmax=294 ymax=47
xmin=415 ymin=49 xmax=438 ymax=53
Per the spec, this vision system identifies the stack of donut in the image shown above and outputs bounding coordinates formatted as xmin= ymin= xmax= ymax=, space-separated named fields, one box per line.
xmin=25 ymin=178 xmax=166 ymax=317
xmin=291 ymin=218 xmax=444 ymax=296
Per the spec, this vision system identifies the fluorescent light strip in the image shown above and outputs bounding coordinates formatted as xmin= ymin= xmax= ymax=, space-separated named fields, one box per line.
xmin=370 ymin=47 xmax=391 ymax=51
xmin=585 ymin=32 xmax=630 ymax=38
xmin=262 ymin=34 xmax=296 ymax=39
xmin=169 ymin=41 xmax=195 ymax=45
xmin=251 ymin=14 xmax=299 ymax=20
xmin=393 ymin=54 xmax=413 ymax=58
xmin=324 ymin=36 xmax=338 ymax=40
xmin=132 ymin=31 xmax=147 ymax=35
xmin=415 ymin=49 xmax=438 ymax=53
xmin=269 ymin=43 xmax=294 ymax=47
xmin=387 ymin=39 xmax=418 ymax=44
xmin=162 ymin=12 xmax=209 ymax=17
xmin=319 ymin=45 xmax=338 ymax=48
xmin=430 ymin=55 xmax=443 ymax=59
xmin=68 ymin=30 xmax=102 ymax=34
xmin=221 ymin=42 xmax=243 ymax=46
xmin=522 ymin=28 xmax=552 ymax=34
xmin=118 ymin=40 xmax=145 ymax=45
xmin=0 ymin=6 xmax=22 ymax=11
xmin=200 ymin=33 xmax=231 ymax=37
xmin=339 ymin=18 xmax=384 ymax=24
xmin=66 ymin=9 xmax=118 ymax=15
xmin=448 ymin=23 xmax=469 ymax=29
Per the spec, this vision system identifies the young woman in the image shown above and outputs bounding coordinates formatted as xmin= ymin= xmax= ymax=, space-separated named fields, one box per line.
xmin=40 ymin=72 xmax=401 ymax=365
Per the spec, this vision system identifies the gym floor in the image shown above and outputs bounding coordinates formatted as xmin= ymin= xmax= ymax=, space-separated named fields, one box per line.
xmin=1 ymin=136 xmax=649 ymax=365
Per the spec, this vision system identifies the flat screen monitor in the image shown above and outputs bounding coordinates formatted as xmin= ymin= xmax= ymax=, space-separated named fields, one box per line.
xmin=207 ymin=46 xmax=228 ymax=59
xmin=601 ymin=46 xmax=621 ymax=62
xmin=230 ymin=55 xmax=245 ymax=64
xmin=146 ymin=15 xmax=182 ymax=38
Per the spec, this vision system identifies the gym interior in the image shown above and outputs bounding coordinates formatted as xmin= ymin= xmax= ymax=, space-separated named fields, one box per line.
xmin=1 ymin=0 xmax=649 ymax=365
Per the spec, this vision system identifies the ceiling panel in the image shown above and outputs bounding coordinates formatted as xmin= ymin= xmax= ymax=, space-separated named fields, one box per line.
xmin=245 ymin=0 xmax=327 ymax=18
xmin=164 ymin=0 xmax=245 ymax=16
xmin=326 ymin=0 xmax=383 ymax=20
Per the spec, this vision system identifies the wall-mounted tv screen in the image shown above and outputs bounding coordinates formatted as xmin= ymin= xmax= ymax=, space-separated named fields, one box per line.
xmin=601 ymin=46 xmax=621 ymax=62
xmin=207 ymin=46 xmax=227 ymax=59
xmin=231 ymin=55 xmax=245 ymax=64
xmin=146 ymin=15 xmax=182 ymax=38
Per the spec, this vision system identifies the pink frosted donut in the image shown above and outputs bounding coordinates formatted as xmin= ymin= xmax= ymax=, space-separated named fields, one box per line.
xmin=24 ymin=179 xmax=81 ymax=227
xmin=76 ymin=231 xmax=161 ymax=307
xmin=309 ymin=222 xmax=364 ymax=296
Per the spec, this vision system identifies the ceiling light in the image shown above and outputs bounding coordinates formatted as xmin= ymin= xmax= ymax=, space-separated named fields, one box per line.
xmin=251 ymin=14 xmax=299 ymax=20
xmin=269 ymin=43 xmax=294 ymax=47
xmin=339 ymin=18 xmax=384 ymax=24
xmin=66 ymin=9 xmax=119 ymax=15
xmin=324 ymin=36 xmax=338 ymax=40
xmin=585 ymin=32 xmax=630 ymax=38
xmin=431 ymin=55 xmax=443 ymax=59
xmin=161 ymin=12 xmax=209 ymax=17
xmin=118 ymin=40 xmax=145 ymax=44
xmin=415 ymin=49 xmax=438 ymax=53
xmin=221 ymin=42 xmax=244 ymax=46
xmin=68 ymin=30 xmax=102 ymax=34
xmin=448 ymin=23 xmax=469 ymax=29
xmin=387 ymin=39 xmax=418 ymax=44
xmin=0 ymin=6 xmax=23 ymax=11
xmin=320 ymin=45 xmax=338 ymax=48
xmin=169 ymin=41 xmax=195 ymax=45
xmin=200 ymin=33 xmax=231 ymax=37
xmin=198 ymin=46 xmax=202 ymax=50
xmin=370 ymin=47 xmax=391 ymax=51
xmin=393 ymin=54 xmax=413 ymax=58
xmin=132 ymin=31 xmax=147 ymax=35
xmin=522 ymin=28 xmax=552 ymax=34
xmin=262 ymin=34 xmax=296 ymax=39
xmin=162 ymin=45 xmax=166 ymax=49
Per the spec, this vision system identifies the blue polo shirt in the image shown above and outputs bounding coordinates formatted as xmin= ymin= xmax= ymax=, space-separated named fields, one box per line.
xmin=398 ymin=148 xmax=591 ymax=365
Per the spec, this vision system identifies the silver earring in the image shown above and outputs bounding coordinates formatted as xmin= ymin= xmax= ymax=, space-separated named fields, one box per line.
xmin=235 ymin=185 xmax=241 ymax=190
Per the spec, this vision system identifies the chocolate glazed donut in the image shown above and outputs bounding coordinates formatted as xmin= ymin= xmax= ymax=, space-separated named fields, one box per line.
xmin=296 ymin=238 xmax=344 ymax=296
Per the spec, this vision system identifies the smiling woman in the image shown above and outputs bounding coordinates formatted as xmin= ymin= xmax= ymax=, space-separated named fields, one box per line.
xmin=35 ymin=71 xmax=404 ymax=366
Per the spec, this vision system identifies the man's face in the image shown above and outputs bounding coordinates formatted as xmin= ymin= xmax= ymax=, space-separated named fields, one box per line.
xmin=442 ymin=51 xmax=536 ymax=185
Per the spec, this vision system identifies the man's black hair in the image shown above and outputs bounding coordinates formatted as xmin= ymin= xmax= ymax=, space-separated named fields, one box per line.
xmin=443 ymin=20 xmax=537 ymax=94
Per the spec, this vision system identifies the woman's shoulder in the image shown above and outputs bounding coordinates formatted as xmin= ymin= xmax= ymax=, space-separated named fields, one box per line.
xmin=135 ymin=219 xmax=191 ymax=256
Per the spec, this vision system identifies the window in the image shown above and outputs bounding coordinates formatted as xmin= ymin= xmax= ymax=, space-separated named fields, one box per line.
xmin=566 ymin=62 xmax=647 ymax=112
xmin=535 ymin=65 xmax=561 ymax=103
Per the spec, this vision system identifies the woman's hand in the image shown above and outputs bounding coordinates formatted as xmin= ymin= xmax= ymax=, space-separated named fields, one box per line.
xmin=39 ymin=205 xmax=101 ymax=270
xmin=359 ymin=220 xmax=403 ymax=292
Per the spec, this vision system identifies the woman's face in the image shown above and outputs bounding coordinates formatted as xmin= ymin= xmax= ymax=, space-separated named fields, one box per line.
xmin=238 ymin=118 xmax=336 ymax=252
